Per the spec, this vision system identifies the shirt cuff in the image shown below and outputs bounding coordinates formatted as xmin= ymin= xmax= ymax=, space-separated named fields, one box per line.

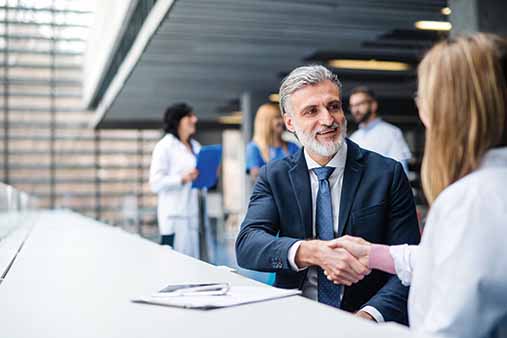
xmin=287 ymin=241 xmax=307 ymax=272
xmin=389 ymin=244 xmax=413 ymax=286
xmin=360 ymin=305 xmax=385 ymax=323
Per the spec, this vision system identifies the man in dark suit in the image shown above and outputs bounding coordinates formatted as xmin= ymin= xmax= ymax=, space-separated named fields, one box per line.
xmin=235 ymin=65 xmax=420 ymax=325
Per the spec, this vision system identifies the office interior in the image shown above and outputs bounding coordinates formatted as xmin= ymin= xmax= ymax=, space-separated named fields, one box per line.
xmin=1 ymin=1 xmax=506 ymax=337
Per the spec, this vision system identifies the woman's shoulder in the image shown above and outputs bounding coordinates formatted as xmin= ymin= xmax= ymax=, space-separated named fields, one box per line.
xmin=437 ymin=166 xmax=505 ymax=203
xmin=426 ymin=168 xmax=507 ymax=275
xmin=246 ymin=141 xmax=261 ymax=154
xmin=247 ymin=140 xmax=260 ymax=148
xmin=154 ymin=133 xmax=176 ymax=149
xmin=430 ymin=167 xmax=507 ymax=230
xmin=160 ymin=133 xmax=177 ymax=144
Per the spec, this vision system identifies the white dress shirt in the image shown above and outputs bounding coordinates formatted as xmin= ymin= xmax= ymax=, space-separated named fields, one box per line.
xmin=149 ymin=133 xmax=200 ymax=235
xmin=389 ymin=147 xmax=507 ymax=338
xmin=349 ymin=118 xmax=411 ymax=173
xmin=287 ymin=142 xmax=384 ymax=322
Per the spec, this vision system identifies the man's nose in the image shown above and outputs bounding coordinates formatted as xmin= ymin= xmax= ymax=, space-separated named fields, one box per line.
xmin=319 ymin=108 xmax=334 ymax=125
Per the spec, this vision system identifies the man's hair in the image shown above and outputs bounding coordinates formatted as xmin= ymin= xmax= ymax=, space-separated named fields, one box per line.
xmin=279 ymin=65 xmax=342 ymax=116
xmin=349 ymin=86 xmax=377 ymax=101
xmin=162 ymin=102 xmax=193 ymax=140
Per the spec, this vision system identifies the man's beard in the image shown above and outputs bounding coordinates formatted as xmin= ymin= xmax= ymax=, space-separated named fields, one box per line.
xmin=293 ymin=119 xmax=347 ymax=157
xmin=355 ymin=108 xmax=372 ymax=124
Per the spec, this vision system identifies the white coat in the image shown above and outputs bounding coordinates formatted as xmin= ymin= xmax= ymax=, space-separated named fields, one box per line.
xmin=149 ymin=133 xmax=200 ymax=258
xmin=390 ymin=147 xmax=507 ymax=338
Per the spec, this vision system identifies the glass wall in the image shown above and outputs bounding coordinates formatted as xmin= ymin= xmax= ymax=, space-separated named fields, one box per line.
xmin=1 ymin=1 xmax=159 ymax=230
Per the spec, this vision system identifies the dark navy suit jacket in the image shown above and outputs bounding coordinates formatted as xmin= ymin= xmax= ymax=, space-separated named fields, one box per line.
xmin=236 ymin=139 xmax=420 ymax=325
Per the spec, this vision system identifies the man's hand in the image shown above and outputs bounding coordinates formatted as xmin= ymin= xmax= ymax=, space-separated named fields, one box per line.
xmin=295 ymin=240 xmax=369 ymax=286
xmin=328 ymin=235 xmax=372 ymax=268
xmin=181 ymin=168 xmax=199 ymax=184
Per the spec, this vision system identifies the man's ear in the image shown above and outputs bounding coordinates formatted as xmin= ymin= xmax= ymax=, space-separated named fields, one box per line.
xmin=371 ymin=100 xmax=379 ymax=114
xmin=283 ymin=113 xmax=296 ymax=133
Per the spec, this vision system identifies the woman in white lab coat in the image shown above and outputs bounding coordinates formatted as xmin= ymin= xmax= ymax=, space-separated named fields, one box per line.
xmin=330 ymin=34 xmax=507 ymax=338
xmin=149 ymin=103 xmax=200 ymax=258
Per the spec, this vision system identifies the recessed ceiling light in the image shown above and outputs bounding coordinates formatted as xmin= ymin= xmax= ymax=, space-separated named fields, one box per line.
xmin=441 ymin=7 xmax=451 ymax=15
xmin=415 ymin=20 xmax=452 ymax=31
xmin=328 ymin=59 xmax=411 ymax=71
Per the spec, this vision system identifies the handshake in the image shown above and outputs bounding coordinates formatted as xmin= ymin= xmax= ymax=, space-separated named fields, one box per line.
xmin=295 ymin=235 xmax=373 ymax=286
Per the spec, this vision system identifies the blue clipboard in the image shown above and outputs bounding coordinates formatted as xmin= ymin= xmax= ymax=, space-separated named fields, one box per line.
xmin=192 ymin=144 xmax=222 ymax=189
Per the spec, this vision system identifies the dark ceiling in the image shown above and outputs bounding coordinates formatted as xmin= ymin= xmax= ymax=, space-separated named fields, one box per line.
xmin=95 ymin=0 xmax=448 ymax=128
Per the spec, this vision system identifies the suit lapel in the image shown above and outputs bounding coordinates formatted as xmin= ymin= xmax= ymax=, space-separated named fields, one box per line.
xmin=338 ymin=140 xmax=365 ymax=237
xmin=288 ymin=149 xmax=313 ymax=238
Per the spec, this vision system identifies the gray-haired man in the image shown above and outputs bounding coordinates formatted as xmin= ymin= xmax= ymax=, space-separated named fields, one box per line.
xmin=236 ymin=65 xmax=420 ymax=324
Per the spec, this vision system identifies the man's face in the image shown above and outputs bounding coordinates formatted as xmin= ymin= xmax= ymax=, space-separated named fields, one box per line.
xmin=283 ymin=80 xmax=347 ymax=157
xmin=349 ymin=92 xmax=375 ymax=124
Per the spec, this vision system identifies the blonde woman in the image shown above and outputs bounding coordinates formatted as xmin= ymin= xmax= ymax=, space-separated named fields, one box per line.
xmin=329 ymin=34 xmax=507 ymax=338
xmin=246 ymin=103 xmax=299 ymax=180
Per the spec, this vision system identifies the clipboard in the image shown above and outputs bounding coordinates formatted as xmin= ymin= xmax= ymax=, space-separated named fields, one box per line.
xmin=192 ymin=144 xmax=222 ymax=189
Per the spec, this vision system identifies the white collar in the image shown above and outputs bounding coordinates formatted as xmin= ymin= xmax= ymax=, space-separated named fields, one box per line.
xmin=480 ymin=147 xmax=507 ymax=169
xmin=359 ymin=117 xmax=382 ymax=131
xmin=303 ymin=141 xmax=348 ymax=171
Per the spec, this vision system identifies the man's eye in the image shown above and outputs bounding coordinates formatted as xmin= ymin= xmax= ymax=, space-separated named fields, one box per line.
xmin=328 ymin=103 xmax=341 ymax=111
xmin=303 ymin=108 xmax=317 ymax=116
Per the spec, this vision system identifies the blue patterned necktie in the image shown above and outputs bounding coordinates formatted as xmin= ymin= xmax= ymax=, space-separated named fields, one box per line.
xmin=313 ymin=166 xmax=341 ymax=308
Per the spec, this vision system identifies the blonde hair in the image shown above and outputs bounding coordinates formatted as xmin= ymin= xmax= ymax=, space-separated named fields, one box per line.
xmin=418 ymin=33 xmax=507 ymax=204
xmin=252 ymin=103 xmax=286 ymax=163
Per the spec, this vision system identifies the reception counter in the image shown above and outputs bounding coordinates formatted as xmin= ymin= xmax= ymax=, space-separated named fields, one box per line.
xmin=0 ymin=211 xmax=430 ymax=338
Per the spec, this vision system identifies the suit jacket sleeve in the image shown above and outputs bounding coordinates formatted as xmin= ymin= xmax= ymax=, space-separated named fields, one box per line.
xmin=235 ymin=165 xmax=300 ymax=272
xmin=363 ymin=161 xmax=421 ymax=324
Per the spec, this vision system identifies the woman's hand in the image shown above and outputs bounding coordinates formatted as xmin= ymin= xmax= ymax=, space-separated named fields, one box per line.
xmin=181 ymin=168 xmax=199 ymax=184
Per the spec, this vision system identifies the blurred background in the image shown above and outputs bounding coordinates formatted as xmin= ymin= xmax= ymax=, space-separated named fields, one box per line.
xmin=2 ymin=0 xmax=505 ymax=282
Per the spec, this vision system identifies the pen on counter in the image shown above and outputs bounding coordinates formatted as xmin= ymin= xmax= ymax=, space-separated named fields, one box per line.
xmin=153 ymin=282 xmax=231 ymax=297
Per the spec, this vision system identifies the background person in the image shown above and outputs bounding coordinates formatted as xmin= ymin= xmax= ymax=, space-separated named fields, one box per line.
xmin=348 ymin=86 xmax=412 ymax=174
xmin=246 ymin=103 xmax=299 ymax=181
xmin=149 ymin=103 xmax=201 ymax=258
xmin=332 ymin=34 xmax=507 ymax=338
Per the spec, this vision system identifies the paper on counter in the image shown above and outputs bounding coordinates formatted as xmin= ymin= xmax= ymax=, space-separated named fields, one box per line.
xmin=132 ymin=286 xmax=301 ymax=310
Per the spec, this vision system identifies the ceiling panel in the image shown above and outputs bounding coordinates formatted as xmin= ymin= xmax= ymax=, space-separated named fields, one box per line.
xmin=98 ymin=0 xmax=447 ymax=127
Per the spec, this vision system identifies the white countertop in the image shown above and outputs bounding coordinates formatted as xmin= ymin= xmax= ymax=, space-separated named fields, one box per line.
xmin=0 ymin=210 xmax=430 ymax=338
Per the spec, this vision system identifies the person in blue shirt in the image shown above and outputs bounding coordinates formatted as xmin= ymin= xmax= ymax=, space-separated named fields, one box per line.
xmin=246 ymin=103 xmax=299 ymax=181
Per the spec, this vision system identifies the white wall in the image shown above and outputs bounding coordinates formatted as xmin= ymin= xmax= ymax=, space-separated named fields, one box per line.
xmin=82 ymin=0 xmax=139 ymax=109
